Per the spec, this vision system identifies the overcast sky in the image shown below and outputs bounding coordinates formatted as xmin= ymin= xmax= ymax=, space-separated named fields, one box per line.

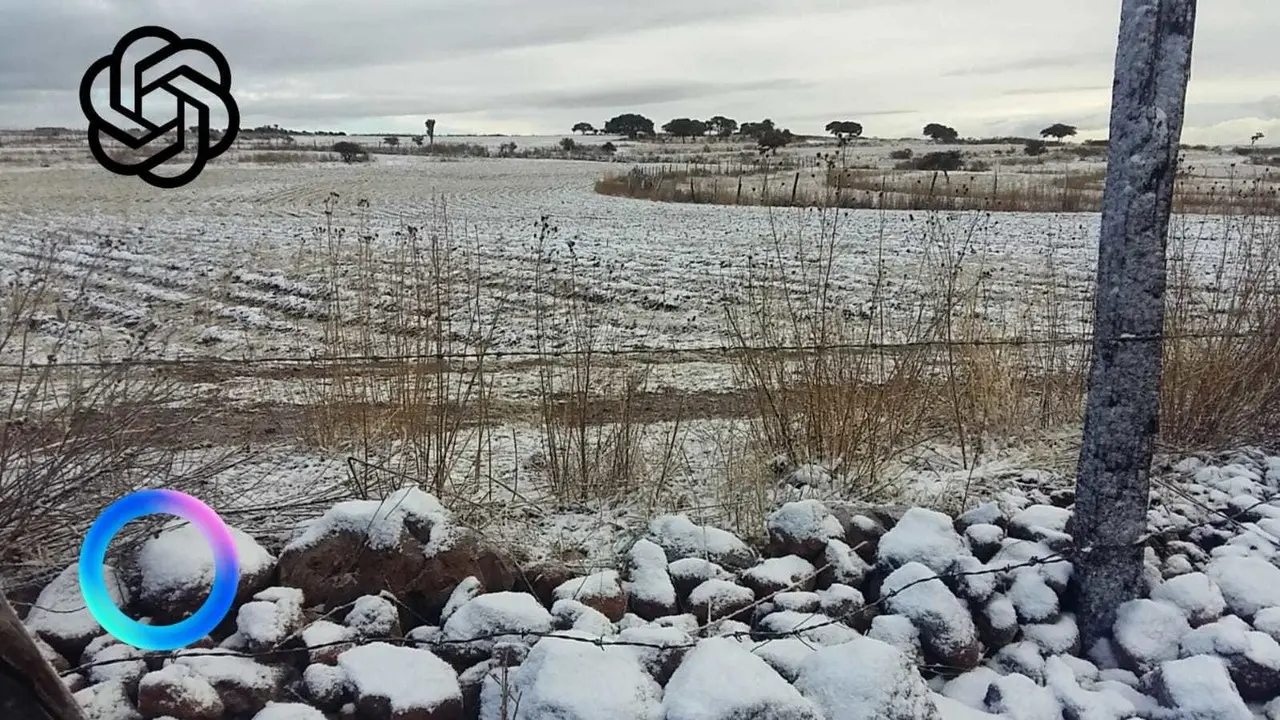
xmin=2 ymin=0 xmax=1277 ymax=144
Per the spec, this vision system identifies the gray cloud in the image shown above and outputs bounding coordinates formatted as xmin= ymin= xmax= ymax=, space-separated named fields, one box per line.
xmin=1 ymin=0 xmax=1277 ymax=144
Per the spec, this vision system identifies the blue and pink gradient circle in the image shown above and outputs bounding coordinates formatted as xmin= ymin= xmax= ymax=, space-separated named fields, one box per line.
xmin=78 ymin=489 xmax=240 ymax=651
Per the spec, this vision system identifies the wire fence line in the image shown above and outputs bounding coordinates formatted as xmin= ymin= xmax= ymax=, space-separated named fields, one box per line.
xmin=0 ymin=329 xmax=1262 ymax=373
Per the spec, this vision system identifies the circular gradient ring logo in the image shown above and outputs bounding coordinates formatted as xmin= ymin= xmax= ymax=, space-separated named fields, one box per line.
xmin=79 ymin=25 xmax=239 ymax=189
xmin=79 ymin=489 xmax=240 ymax=651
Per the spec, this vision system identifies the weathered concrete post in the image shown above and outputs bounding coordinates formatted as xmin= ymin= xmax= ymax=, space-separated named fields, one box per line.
xmin=0 ymin=593 xmax=86 ymax=719
xmin=1071 ymin=0 xmax=1197 ymax=652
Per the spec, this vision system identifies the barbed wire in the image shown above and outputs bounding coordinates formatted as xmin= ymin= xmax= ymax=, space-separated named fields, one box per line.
xmin=0 ymin=330 xmax=1259 ymax=372
xmin=45 ymin=488 xmax=1277 ymax=679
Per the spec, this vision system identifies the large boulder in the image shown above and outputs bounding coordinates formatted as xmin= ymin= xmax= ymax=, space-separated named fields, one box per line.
xmin=277 ymin=487 xmax=516 ymax=623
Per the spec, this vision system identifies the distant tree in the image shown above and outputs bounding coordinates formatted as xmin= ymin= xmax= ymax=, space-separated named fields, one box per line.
xmin=559 ymin=137 xmax=577 ymax=152
xmin=383 ymin=135 xmax=400 ymax=149
xmin=424 ymin=119 xmax=436 ymax=145
xmin=572 ymin=122 xmax=596 ymax=135
xmin=756 ymin=128 xmax=794 ymax=154
xmin=923 ymin=123 xmax=959 ymax=143
xmin=412 ymin=135 xmax=424 ymax=147
xmin=1040 ymin=123 xmax=1078 ymax=140
xmin=1252 ymin=132 xmax=1265 ymax=146
xmin=498 ymin=141 xmax=518 ymax=157
xmin=707 ymin=116 xmax=738 ymax=138
xmin=601 ymin=141 xmax=617 ymax=154
xmin=662 ymin=118 xmax=708 ymax=142
xmin=603 ymin=113 xmax=655 ymax=140
xmin=333 ymin=141 xmax=369 ymax=163
xmin=739 ymin=119 xmax=777 ymax=139
xmin=825 ymin=121 xmax=863 ymax=141
xmin=1024 ymin=139 xmax=1048 ymax=156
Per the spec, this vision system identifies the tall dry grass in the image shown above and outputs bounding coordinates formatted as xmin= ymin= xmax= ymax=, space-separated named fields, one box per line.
xmin=300 ymin=194 xmax=506 ymax=505
xmin=597 ymin=158 xmax=1280 ymax=216
xmin=0 ymin=236 xmax=251 ymax=592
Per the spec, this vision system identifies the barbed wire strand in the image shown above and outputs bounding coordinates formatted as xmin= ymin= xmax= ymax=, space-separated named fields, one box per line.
xmin=0 ymin=330 xmax=1259 ymax=372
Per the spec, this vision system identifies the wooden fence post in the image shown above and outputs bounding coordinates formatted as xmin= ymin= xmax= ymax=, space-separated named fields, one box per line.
xmin=0 ymin=593 xmax=86 ymax=719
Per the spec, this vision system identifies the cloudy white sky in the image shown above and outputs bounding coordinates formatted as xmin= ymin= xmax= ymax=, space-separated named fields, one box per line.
xmin=2 ymin=0 xmax=1278 ymax=144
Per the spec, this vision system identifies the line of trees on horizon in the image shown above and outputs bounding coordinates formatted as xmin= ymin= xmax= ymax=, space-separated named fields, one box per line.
xmin=569 ymin=114 xmax=1087 ymax=148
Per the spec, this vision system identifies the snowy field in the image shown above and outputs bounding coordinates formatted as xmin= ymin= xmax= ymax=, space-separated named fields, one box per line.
xmin=0 ymin=135 xmax=1277 ymax=566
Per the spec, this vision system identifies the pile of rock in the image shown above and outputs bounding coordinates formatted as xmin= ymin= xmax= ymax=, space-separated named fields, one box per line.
xmin=16 ymin=451 xmax=1280 ymax=719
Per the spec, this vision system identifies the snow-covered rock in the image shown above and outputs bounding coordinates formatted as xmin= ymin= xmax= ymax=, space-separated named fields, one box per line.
xmin=766 ymin=500 xmax=844 ymax=559
xmin=1112 ymin=598 xmax=1191 ymax=673
xmin=136 ymin=663 xmax=224 ymax=719
xmin=663 ymin=637 xmax=820 ymax=720
xmin=480 ymin=631 xmax=663 ymax=720
xmin=1206 ymin=555 xmax=1280 ymax=622
xmin=553 ymin=570 xmax=626 ymax=621
xmin=438 ymin=590 xmax=554 ymax=665
xmin=1150 ymin=572 xmax=1226 ymax=626
xmin=625 ymin=539 xmax=677 ymax=620
xmin=25 ymin=563 xmax=130 ymax=660
xmin=133 ymin=520 xmax=276 ymax=623
xmin=794 ymin=636 xmax=941 ymax=720
xmin=646 ymin=515 xmax=757 ymax=570
xmin=877 ymin=507 xmax=968 ymax=574
xmin=337 ymin=642 xmax=461 ymax=719
xmin=880 ymin=562 xmax=980 ymax=670
xmin=1146 ymin=654 xmax=1252 ymax=720
xmin=344 ymin=593 xmax=401 ymax=639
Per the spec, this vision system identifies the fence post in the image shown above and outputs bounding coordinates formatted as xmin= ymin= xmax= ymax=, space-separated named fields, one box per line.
xmin=0 ymin=593 xmax=86 ymax=719
xmin=791 ymin=172 xmax=800 ymax=206
xmin=1071 ymin=0 xmax=1197 ymax=653
xmin=736 ymin=176 xmax=743 ymax=205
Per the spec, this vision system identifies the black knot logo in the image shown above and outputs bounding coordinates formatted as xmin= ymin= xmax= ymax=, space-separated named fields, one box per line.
xmin=80 ymin=26 xmax=240 ymax=189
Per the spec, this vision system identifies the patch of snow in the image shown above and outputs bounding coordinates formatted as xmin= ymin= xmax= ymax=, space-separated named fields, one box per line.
xmin=337 ymin=642 xmax=460 ymax=713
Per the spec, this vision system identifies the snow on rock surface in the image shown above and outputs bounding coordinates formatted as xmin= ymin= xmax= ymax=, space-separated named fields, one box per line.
xmin=134 ymin=519 xmax=275 ymax=622
xmin=552 ymin=569 xmax=626 ymax=621
xmin=741 ymin=637 xmax=817 ymax=682
xmin=344 ymin=593 xmax=401 ymax=639
xmin=1177 ymin=615 xmax=1280 ymax=701
xmin=1148 ymin=654 xmax=1252 ymax=720
xmin=880 ymin=562 xmax=980 ymax=669
xmin=285 ymin=486 xmax=451 ymax=553
xmin=1112 ymin=598 xmax=1191 ymax=672
xmin=1206 ymin=555 xmax=1280 ymax=621
xmin=480 ymin=631 xmax=663 ymax=720
xmin=25 ymin=563 xmax=130 ymax=660
xmin=172 ymin=649 xmax=289 ymax=715
xmin=625 ymin=538 xmax=677 ymax=619
xmin=236 ymin=587 xmax=304 ymax=651
xmin=646 ymin=515 xmax=758 ymax=570
xmin=662 ymin=637 xmax=820 ymax=720
xmin=336 ymin=642 xmax=461 ymax=718
xmin=766 ymin=499 xmax=844 ymax=558
xmin=1149 ymin=571 xmax=1226 ymax=626
xmin=794 ymin=635 xmax=941 ymax=720
xmin=440 ymin=590 xmax=554 ymax=661
xmin=740 ymin=555 xmax=817 ymax=595
xmin=74 ymin=679 xmax=143 ymax=720
xmin=877 ymin=507 xmax=968 ymax=574
xmin=251 ymin=703 xmax=328 ymax=720
xmin=136 ymin=663 xmax=224 ymax=719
